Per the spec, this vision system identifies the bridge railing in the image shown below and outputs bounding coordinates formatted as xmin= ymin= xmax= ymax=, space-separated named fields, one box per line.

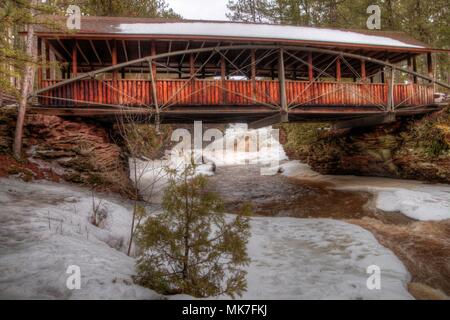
xmin=38 ymin=79 xmax=434 ymax=109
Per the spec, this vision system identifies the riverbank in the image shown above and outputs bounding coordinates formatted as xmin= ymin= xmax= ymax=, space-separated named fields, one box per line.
xmin=282 ymin=108 xmax=450 ymax=184
xmin=278 ymin=160 xmax=450 ymax=299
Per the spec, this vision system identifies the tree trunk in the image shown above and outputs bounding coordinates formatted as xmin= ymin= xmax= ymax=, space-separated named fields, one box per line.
xmin=183 ymin=172 xmax=190 ymax=280
xmin=127 ymin=158 xmax=139 ymax=256
xmin=13 ymin=1 xmax=37 ymax=159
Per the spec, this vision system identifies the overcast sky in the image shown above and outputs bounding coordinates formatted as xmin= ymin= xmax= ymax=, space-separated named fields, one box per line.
xmin=166 ymin=0 xmax=229 ymax=21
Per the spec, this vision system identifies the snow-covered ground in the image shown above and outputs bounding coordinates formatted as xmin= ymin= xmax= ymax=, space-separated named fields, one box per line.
xmin=5 ymin=124 xmax=447 ymax=299
xmin=280 ymin=160 xmax=450 ymax=222
xmin=243 ymin=217 xmax=411 ymax=300
xmin=0 ymin=178 xmax=161 ymax=300
xmin=0 ymin=178 xmax=413 ymax=300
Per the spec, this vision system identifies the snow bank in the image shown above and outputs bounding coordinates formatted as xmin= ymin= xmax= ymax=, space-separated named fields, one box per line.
xmin=116 ymin=22 xmax=423 ymax=49
xmin=129 ymin=157 xmax=215 ymax=203
xmin=240 ymin=217 xmax=412 ymax=300
xmin=279 ymin=160 xmax=320 ymax=178
xmin=0 ymin=178 xmax=413 ymax=300
xmin=0 ymin=178 xmax=160 ymax=300
xmin=375 ymin=187 xmax=450 ymax=221
xmin=280 ymin=160 xmax=450 ymax=222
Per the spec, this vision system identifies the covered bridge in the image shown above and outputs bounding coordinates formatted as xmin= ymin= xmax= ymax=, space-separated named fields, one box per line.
xmin=30 ymin=16 xmax=450 ymax=127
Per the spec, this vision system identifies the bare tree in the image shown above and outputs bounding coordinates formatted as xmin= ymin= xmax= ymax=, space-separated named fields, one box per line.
xmin=13 ymin=0 xmax=38 ymax=159
xmin=114 ymin=111 xmax=174 ymax=256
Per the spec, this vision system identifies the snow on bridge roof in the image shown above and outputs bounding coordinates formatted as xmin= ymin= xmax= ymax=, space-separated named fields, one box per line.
xmin=36 ymin=16 xmax=431 ymax=52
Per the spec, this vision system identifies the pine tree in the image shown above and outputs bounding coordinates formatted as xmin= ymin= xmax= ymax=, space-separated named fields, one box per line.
xmin=0 ymin=0 xmax=60 ymax=98
xmin=226 ymin=0 xmax=449 ymax=84
xmin=226 ymin=0 xmax=270 ymax=22
xmin=78 ymin=0 xmax=181 ymax=18
xmin=1 ymin=0 xmax=61 ymax=158
xmin=135 ymin=164 xmax=251 ymax=298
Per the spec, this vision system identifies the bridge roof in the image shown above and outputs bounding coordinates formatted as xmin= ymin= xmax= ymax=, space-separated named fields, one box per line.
xmin=36 ymin=16 xmax=434 ymax=52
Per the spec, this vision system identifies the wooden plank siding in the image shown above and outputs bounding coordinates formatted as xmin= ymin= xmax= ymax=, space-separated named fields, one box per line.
xmin=39 ymin=79 xmax=435 ymax=108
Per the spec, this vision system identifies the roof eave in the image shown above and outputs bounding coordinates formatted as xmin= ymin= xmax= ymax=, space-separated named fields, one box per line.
xmin=32 ymin=31 xmax=438 ymax=53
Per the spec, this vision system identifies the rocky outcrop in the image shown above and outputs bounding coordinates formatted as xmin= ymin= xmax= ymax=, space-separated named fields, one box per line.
xmin=0 ymin=108 xmax=133 ymax=195
xmin=25 ymin=114 xmax=133 ymax=194
xmin=282 ymin=107 xmax=450 ymax=183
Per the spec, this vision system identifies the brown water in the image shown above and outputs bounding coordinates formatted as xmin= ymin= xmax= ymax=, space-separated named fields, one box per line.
xmin=207 ymin=165 xmax=412 ymax=224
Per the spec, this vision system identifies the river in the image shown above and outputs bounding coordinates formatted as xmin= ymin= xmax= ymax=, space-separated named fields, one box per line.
xmin=131 ymin=124 xmax=450 ymax=299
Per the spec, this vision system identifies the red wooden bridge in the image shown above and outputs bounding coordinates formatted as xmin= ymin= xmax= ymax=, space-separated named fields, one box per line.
xmin=30 ymin=17 xmax=449 ymax=127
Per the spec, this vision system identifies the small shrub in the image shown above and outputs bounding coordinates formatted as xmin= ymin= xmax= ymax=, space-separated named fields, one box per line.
xmin=89 ymin=192 xmax=108 ymax=228
xmin=135 ymin=164 xmax=251 ymax=298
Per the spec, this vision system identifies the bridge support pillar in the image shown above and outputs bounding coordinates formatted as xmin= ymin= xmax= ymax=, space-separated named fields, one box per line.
xmin=387 ymin=67 xmax=395 ymax=112
xmin=278 ymin=48 xmax=288 ymax=123
xmin=149 ymin=58 xmax=160 ymax=134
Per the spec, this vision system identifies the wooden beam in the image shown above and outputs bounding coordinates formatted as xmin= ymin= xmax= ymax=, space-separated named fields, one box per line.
xmin=279 ymin=48 xmax=288 ymax=122
xmin=361 ymin=60 xmax=366 ymax=82
xmin=166 ymin=40 xmax=172 ymax=73
xmin=56 ymin=38 xmax=71 ymax=59
xmin=412 ymin=56 xmax=418 ymax=84
xmin=44 ymin=40 xmax=65 ymax=62
xmin=37 ymin=38 xmax=42 ymax=87
xmin=220 ymin=56 xmax=227 ymax=103
xmin=137 ymin=40 xmax=141 ymax=59
xmin=112 ymin=40 xmax=117 ymax=81
xmin=49 ymin=49 xmax=56 ymax=80
xmin=308 ymin=52 xmax=313 ymax=81
xmin=76 ymin=41 xmax=89 ymax=66
xmin=71 ymin=42 xmax=77 ymax=76
xmin=179 ymin=41 xmax=190 ymax=67
xmin=122 ymin=40 xmax=128 ymax=62
xmin=427 ymin=53 xmax=433 ymax=83
xmin=251 ymin=49 xmax=257 ymax=101
xmin=105 ymin=40 xmax=112 ymax=57
xmin=89 ymin=40 xmax=102 ymax=65
xmin=189 ymin=53 xmax=195 ymax=77
xmin=45 ymin=41 xmax=50 ymax=79
xmin=72 ymin=42 xmax=78 ymax=104
xmin=336 ymin=57 xmax=341 ymax=81
xmin=407 ymin=56 xmax=413 ymax=83
xmin=151 ymin=41 xmax=157 ymax=78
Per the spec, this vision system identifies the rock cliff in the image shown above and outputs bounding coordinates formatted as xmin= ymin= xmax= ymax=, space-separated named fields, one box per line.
xmin=0 ymin=109 xmax=132 ymax=195
xmin=283 ymin=107 xmax=450 ymax=183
